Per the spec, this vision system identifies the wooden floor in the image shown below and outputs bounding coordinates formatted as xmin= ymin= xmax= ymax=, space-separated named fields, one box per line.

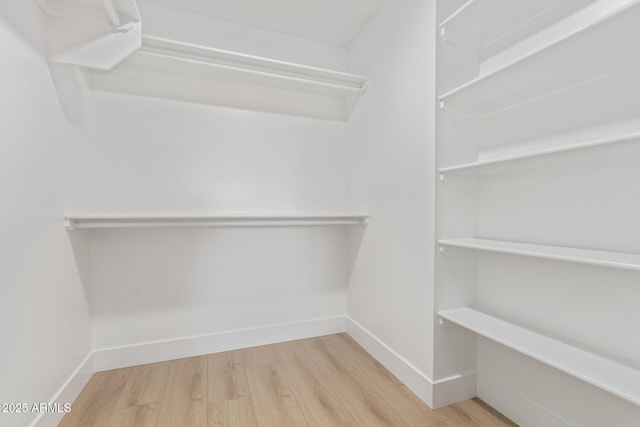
xmin=59 ymin=334 xmax=517 ymax=426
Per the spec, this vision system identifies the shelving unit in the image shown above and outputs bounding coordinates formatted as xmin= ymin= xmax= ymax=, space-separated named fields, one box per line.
xmin=86 ymin=35 xmax=370 ymax=120
xmin=438 ymin=132 xmax=640 ymax=177
xmin=438 ymin=308 xmax=640 ymax=407
xmin=438 ymin=238 xmax=640 ymax=272
xmin=439 ymin=0 xmax=592 ymax=58
xmin=64 ymin=214 xmax=370 ymax=231
xmin=435 ymin=0 xmax=640 ymax=422
xmin=439 ymin=0 xmax=640 ymax=115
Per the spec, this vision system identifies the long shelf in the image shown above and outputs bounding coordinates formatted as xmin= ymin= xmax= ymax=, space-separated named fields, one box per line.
xmin=64 ymin=214 xmax=370 ymax=231
xmin=438 ymin=0 xmax=640 ymax=115
xmin=439 ymin=308 xmax=640 ymax=407
xmin=439 ymin=0 xmax=587 ymax=54
xmin=438 ymin=238 xmax=640 ymax=272
xmin=439 ymin=132 xmax=640 ymax=177
xmin=86 ymin=36 xmax=369 ymax=121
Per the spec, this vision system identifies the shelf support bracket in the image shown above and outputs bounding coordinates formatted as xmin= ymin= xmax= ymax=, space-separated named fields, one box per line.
xmin=439 ymin=246 xmax=452 ymax=257
xmin=438 ymin=316 xmax=455 ymax=328
xmin=64 ymin=218 xmax=77 ymax=231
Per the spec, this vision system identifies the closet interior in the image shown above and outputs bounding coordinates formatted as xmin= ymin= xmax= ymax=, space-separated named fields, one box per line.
xmin=1 ymin=0 xmax=639 ymax=426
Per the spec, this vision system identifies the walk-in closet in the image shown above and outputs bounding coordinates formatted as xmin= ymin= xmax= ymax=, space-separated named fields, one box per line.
xmin=1 ymin=1 xmax=639 ymax=426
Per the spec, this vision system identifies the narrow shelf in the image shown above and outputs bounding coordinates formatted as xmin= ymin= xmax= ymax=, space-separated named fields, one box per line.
xmin=439 ymin=0 xmax=640 ymax=116
xmin=438 ymin=238 xmax=640 ymax=272
xmin=439 ymin=0 xmax=580 ymax=53
xmin=438 ymin=307 xmax=640 ymax=407
xmin=64 ymin=214 xmax=369 ymax=231
xmin=438 ymin=132 xmax=640 ymax=177
xmin=86 ymin=35 xmax=369 ymax=120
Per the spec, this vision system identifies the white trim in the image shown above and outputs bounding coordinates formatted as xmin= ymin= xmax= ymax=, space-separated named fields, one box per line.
xmin=31 ymin=353 xmax=94 ymax=427
xmin=346 ymin=316 xmax=434 ymax=405
xmin=346 ymin=316 xmax=476 ymax=409
xmin=431 ymin=373 xmax=477 ymax=409
xmin=93 ymin=316 xmax=346 ymax=371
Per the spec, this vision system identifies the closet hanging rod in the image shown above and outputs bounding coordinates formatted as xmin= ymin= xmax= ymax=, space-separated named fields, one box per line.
xmin=137 ymin=50 xmax=366 ymax=94
xmin=64 ymin=215 xmax=370 ymax=231
xmin=138 ymin=36 xmax=369 ymax=92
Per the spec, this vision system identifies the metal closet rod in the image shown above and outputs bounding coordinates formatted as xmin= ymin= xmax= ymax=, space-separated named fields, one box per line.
xmin=64 ymin=215 xmax=370 ymax=231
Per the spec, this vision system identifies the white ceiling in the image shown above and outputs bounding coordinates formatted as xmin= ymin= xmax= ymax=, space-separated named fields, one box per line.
xmin=137 ymin=0 xmax=384 ymax=45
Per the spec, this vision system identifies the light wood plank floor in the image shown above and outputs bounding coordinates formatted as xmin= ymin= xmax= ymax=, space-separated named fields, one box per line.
xmin=59 ymin=334 xmax=517 ymax=426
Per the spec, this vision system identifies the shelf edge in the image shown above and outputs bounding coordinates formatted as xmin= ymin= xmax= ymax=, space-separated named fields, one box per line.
xmin=439 ymin=307 xmax=640 ymax=407
xmin=438 ymin=238 xmax=640 ymax=272
xmin=438 ymin=0 xmax=640 ymax=103
xmin=438 ymin=132 xmax=640 ymax=175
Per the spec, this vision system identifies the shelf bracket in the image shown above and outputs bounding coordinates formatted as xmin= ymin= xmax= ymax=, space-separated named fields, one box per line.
xmin=438 ymin=316 xmax=455 ymax=328
xmin=64 ymin=218 xmax=77 ymax=231
xmin=360 ymin=217 xmax=370 ymax=226
xmin=439 ymin=245 xmax=453 ymax=257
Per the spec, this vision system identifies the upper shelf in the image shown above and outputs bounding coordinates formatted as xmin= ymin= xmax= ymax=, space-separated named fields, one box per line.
xmin=439 ymin=307 xmax=640 ymax=407
xmin=438 ymin=238 xmax=640 ymax=272
xmin=438 ymin=0 xmax=640 ymax=116
xmin=64 ymin=214 xmax=370 ymax=231
xmin=86 ymin=35 xmax=370 ymax=121
xmin=439 ymin=0 xmax=589 ymax=55
xmin=439 ymin=132 xmax=640 ymax=177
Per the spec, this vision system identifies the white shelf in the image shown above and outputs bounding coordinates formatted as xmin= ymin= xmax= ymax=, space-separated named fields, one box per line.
xmin=439 ymin=132 xmax=640 ymax=177
xmin=86 ymin=36 xmax=369 ymax=120
xmin=438 ymin=238 xmax=640 ymax=272
xmin=438 ymin=307 xmax=640 ymax=407
xmin=64 ymin=214 xmax=370 ymax=231
xmin=439 ymin=0 xmax=586 ymax=53
xmin=438 ymin=0 xmax=640 ymax=115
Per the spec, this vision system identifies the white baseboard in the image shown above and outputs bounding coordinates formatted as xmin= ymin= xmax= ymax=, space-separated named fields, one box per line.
xmin=33 ymin=316 xmax=480 ymax=427
xmin=93 ymin=316 xmax=347 ymax=371
xmin=346 ymin=316 xmax=477 ymax=409
xmin=431 ymin=373 xmax=477 ymax=409
xmin=478 ymin=372 xmax=569 ymax=427
xmin=31 ymin=352 xmax=94 ymax=427
xmin=346 ymin=317 xmax=435 ymax=406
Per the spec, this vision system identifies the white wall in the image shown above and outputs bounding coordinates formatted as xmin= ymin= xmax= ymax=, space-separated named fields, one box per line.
xmin=68 ymin=72 xmax=354 ymax=365
xmin=0 ymin=6 xmax=92 ymax=427
xmin=1 ymin=3 xmax=356 ymax=424
xmin=346 ymin=0 xmax=437 ymax=404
